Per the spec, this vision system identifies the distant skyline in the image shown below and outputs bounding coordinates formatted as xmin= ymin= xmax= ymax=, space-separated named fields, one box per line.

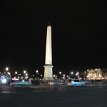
xmin=0 ymin=1 xmax=107 ymax=74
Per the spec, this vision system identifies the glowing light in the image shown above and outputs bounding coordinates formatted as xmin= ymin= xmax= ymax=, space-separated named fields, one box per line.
xmin=99 ymin=74 xmax=101 ymax=77
xmin=76 ymin=72 xmax=79 ymax=76
xmin=22 ymin=80 xmax=25 ymax=82
xmin=59 ymin=71 xmax=62 ymax=74
xmin=63 ymin=76 xmax=65 ymax=79
xmin=1 ymin=78 xmax=7 ymax=84
xmin=36 ymin=70 xmax=39 ymax=73
xmin=53 ymin=74 xmax=55 ymax=77
xmin=63 ymin=74 xmax=65 ymax=77
xmin=23 ymin=70 xmax=26 ymax=74
xmin=25 ymin=76 xmax=28 ymax=79
xmin=15 ymin=71 xmax=18 ymax=74
xmin=25 ymin=73 xmax=28 ymax=76
xmin=5 ymin=67 xmax=9 ymax=71
xmin=7 ymin=72 xmax=11 ymax=75
xmin=87 ymin=69 xmax=89 ymax=72
xmin=71 ymin=72 xmax=73 ymax=75
xmin=21 ymin=76 xmax=23 ymax=79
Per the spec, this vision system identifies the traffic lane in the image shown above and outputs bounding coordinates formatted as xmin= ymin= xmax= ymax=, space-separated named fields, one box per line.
xmin=0 ymin=85 xmax=107 ymax=107
xmin=0 ymin=83 xmax=105 ymax=93
xmin=0 ymin=85 xmax=67 ymax=93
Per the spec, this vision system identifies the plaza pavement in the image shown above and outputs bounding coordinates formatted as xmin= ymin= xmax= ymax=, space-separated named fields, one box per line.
xmin=0 ymin=83 xmax=107 ymax=107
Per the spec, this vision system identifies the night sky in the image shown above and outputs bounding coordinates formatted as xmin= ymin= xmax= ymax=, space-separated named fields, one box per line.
xmin=1 ymin=1 xmax=107 ymax=74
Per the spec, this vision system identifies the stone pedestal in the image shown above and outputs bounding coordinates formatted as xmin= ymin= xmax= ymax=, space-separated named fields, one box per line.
xmin=44 ymin=65 xmax=53 ymax=81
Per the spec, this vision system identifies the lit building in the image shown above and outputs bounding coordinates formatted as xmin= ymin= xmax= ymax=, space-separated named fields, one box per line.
xmin=86 ymin=68 xmax=103 ymax=80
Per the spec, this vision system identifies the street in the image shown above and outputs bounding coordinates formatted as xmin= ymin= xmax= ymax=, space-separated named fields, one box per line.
xmin=0 ymin=84 xmax=107 ymax=107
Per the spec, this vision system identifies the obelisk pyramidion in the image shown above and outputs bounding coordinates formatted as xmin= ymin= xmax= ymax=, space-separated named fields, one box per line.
xmin=44 ymin=22 xmax=53 ymax=81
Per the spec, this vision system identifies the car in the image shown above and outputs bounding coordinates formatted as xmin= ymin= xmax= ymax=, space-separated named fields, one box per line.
xmin=67 ymin=79 xmax=86 ymax=87
xmin=10 ymin=80 xmax=31 ymax=87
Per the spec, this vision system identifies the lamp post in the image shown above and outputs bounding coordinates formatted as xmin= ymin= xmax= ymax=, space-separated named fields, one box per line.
xmin=53 ymin=74 xmax=56 ymax=79
xmin=59 ymin=71 xmax=62 ymax=83
xmin=14 ymin=71 xmax=18 ymax=78
xmin=40 ymin=74 xmax=43 ymax=79
xmin=23 ymin=70 xmax=27 ymax=80
xmin=25 ymin=73 xmax=28 ymax=80
xmin=5 ymin=67 xmax=9 ymax=75
xmin=70 ymin=71 xmax=74 ymax=75
xmin=4 ymin=67 xmax=11 ymax=85
xmin=15 ymin=71 xmax=18 ymax=75
xmin=23 ymin=70 xmax=26 ymax=74
xmin=63 ymin=74 xmax=65 ymax=80
xmin=36 ymin=70 xmax=39 ymax=84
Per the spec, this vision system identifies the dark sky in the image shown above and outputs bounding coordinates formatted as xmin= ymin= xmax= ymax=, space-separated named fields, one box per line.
xmin=0 ymin=1 xmax=107 ymax=74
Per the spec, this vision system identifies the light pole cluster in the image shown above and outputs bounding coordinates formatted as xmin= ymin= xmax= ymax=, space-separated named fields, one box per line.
xmin=52 ymin=71 xmax=82 ymax=82
xmin=23 ymin=70 xmax=29 ymax=80
xmin=0 ymin=66 xmax=105 ymax=85
xmin=59 ymin=71 xmax=62 ymax=82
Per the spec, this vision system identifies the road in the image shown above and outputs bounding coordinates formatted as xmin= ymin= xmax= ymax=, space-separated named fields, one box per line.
xmin=0 ymin=84 xmax=107 ymax=107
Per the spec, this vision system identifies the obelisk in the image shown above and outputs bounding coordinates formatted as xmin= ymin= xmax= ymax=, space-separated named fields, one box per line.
xmin=44 ymin=22 xmax=53 ymax=81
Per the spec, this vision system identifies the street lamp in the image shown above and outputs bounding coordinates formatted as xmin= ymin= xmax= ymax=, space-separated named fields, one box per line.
xmin=7 ymin=72 xmax=11 ymax=75
xmin=5 ymin=67 xmax=9 ymax=71
xmin=59 ymin=71 xmax=62 ymax=82
xmin=59 ymin=71 xmax=62 ymax=75
xmin=25 ymin=73 xmax=28 ymax=76
xmin=5 ymin=67 xmax=10 ymax=76
xmin=70 ymin=71 xmax=74 ymax=75
xmin=76 ymin=72 xmax=79 ymax=76
xmin=36 ymin=70 xmax=39 ymax=74
xmin=67 ymin=75 xmax=69 ymax=78
xmin=53 ymin=74 xmax=56 ymax=79
xmin=23 ymin=70 xmax=27 ymax=74
xmin=15 ymin=71 xmax=18 ymax=75
xmin=62 ymin=74 xmax=65 ymax=80
xmin=23 ymin=70 xmax=28 ymax=80
xmin=36 ymin=70 xmax=39 ymax=84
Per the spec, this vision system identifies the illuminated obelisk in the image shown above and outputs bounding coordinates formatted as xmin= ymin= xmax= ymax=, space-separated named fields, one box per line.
xmin=44 ymin=22 xmax=53 ymax=81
